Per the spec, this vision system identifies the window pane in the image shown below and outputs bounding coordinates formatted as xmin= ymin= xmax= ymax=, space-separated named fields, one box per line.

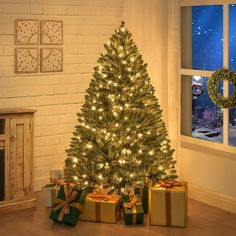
xmin=181 ymin=76 xmax=223 ymax=143
xmin=181 ymin=5 xmax=223 ymax=70
xmin=192 ymin=5 xmax=223 ymax=70
xmin=229 ymin=4 xmax=236 ymax=71
xmin=229 ymin=108 xmax=236 ymax=146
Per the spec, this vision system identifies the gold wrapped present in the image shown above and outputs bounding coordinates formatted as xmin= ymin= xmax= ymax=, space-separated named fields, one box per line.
xmin=150 ymin=180 xmax=188 ymax=227
xmin=81 ymin=192 xmax=121 ymax=223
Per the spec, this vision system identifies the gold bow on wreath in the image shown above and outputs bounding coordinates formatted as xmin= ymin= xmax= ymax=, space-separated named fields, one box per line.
xmin=53 ymin=184 xmax=83 ymax=222
xmin=158 ymin=180 xmax=181 ymax=188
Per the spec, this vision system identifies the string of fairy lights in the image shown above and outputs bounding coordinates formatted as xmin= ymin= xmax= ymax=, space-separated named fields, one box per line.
xmin=64 ymin=22 xmax=177 ymax=192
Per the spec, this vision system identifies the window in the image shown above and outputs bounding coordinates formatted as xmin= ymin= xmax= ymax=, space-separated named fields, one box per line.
xmin=181 ymin=2 xmax=236 ymax=147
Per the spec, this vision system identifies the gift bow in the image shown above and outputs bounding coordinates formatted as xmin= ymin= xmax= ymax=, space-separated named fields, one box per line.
xmin=123 ymin=195 xmax=141 ymax=209
xmin=53 ymin=184 xmax=83 ymax=221
xmin=158 ymin=180 xmax=181 ymax=188
xmin=86 ymin=192 xmax=120 ymax=202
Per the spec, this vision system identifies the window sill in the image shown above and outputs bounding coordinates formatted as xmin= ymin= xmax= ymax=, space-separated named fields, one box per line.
xmin=180 ymin=135 xmax=236 ymax=160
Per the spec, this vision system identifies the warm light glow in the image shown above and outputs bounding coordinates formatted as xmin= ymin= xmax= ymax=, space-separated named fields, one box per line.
xmin=149 ymin=150 xmax=154 ymax=155
xmin=73 ymin=158 xmax=78 ymax=163
xmin=86 ymin=143 xmax=93 ymax=149
xmin=73 ymin=176 xmax=78 ymax=181
xmin=91 ymin=106 xmax=96 ymax=110
xmin=138 ymin=133 xmax=143 ymax=138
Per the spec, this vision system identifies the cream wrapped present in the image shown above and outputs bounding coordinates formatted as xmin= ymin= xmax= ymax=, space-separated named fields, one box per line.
xmin=150 ymin=180 xmax=187 ymax=227
xmin=81 ymin=192 xmax=121 ymax=223
xmin=45 ymin=186 xmax=60 ymax=207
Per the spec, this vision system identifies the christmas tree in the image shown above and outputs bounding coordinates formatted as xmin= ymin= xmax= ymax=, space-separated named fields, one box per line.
xmin=64 ymin=22 xmax=177 ymax=193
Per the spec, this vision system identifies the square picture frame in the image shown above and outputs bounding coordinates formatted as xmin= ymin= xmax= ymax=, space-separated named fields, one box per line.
xmin=15 ymin=19 xmax=39 ymax=45
xmin=40 ymin=48 xmax=63 ymax=72
xmin=15 ymin=48 xmax=39 ymax=73
xmin=41 ymin=20 xmax=63 ymax=45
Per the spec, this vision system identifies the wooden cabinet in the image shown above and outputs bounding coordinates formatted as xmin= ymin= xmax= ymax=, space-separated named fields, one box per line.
xmin=0 ymin=108 xmax=36 ymax=213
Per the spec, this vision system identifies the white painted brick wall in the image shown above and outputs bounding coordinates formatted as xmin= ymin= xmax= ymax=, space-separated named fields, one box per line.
xmin=0 ymin=0 xmax=122 ymax=191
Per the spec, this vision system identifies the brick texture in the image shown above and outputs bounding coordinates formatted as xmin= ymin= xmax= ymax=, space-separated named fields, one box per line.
xmin=0 ymin=0 xmax=122 ymax=190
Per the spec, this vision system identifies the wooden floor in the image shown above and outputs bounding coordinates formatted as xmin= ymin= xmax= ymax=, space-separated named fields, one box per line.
xmin=0 ymin=191 xmax=236 ymax=236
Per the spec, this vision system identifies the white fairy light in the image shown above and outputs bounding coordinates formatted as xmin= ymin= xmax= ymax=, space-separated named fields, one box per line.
xmin=115 ymin=123 xmax=119 ymax=127
xmin=121 ymin=27 xmax=125 ymax=32
xmin=91 ymin=106 xmax=96 ymax=110
xmin=86 ymin=143 xmax=93 ymax=149
xmin=84 ymin=181 xmax=88 ymax=185
xmin=138 ymin=149 xmax=143 ymax=154
xmin=147 ymin=131 xmax=151 ymax=135
xmin=159 ymin=166 xmax=163 ymax=171
xmin=130 ymin=57 xmax=135 ymax=62
xmin=73 ymin=158 xmax=78 ymax=163
xmin=124 ymin=116 xmax=128 ymax=120
xmin=127 ymin=136 xmax=130 ymax=140
xmin=127 ymin=128 xmax=130 ymax=131
xmin=138 ymin=133 xmax=143 ymax=138
xmin=82 ymin=175 xmax=86 ymax=178
xmin=130 ymin=173 xmax=134 ymax=178
xmin=98 ymin=174 xmax=103 ymax=179
xmin=98 ymin=108 xmax=103 ymax=112
xmin=73 ymin=176 xmax=78 ymax=181
xmin=149 ymin=150 xmax=154 ymax=156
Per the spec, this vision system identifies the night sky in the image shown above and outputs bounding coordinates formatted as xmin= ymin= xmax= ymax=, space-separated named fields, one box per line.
xmin=192 ymin=4 xmax=236 ymax=71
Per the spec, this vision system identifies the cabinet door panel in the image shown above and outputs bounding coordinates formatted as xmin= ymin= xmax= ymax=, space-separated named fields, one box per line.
xmin=9 ymin=118 xmax=31 ymax=199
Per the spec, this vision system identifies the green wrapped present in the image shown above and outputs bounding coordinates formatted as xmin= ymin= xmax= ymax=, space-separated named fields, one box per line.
xmin=134 ymin=186 xmax=149 ymax=213
xmin=49 ymin=184 xmax=92 ymax=226
xmin=122 ymin=194 xmax=144 ymax=225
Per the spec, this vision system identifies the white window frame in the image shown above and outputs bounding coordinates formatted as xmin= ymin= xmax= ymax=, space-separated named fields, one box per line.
xmin=180 ymin=0 xmax=236 ymax=155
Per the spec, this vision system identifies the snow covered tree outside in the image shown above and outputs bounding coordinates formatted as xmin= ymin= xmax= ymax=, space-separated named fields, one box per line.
xmin=64 ymin=22 xmax=177 ymax=193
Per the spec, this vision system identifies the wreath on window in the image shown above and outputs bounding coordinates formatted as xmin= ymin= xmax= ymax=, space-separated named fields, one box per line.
xmin=208 ymin=68 xmax=236 ymax=109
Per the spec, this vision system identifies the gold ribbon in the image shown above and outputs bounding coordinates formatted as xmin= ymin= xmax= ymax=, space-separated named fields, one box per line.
xmin=53 ymin=184 xmax=83 ymax=222
xmin=86 ymin=192 xmax=120 ymax=202
xmin=158 ymin=180 xmax=181 ymax=189
xmin=123 ymin=195 xmax=142 ymax=224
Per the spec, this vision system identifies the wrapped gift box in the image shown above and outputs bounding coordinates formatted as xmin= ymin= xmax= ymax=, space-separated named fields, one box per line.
xmin=122 ymin=194 xmax=144 ymax=225
xmin=49 ymin=184 xmax=92 ymax=226
xmin=45 ymin=186 xmax=59 ymax=207
xmin=150 ymin=181 xmax=187 ymax=227
xmin=50 ymin=169 xmax=63 ymax=184
xmin=81 ymin=192 xmax=121 ymax=223
xmin=134 ymin=186 xmax=149 ymax=213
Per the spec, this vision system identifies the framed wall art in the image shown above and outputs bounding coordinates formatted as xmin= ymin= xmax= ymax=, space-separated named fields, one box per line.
xmin=15 ymin=48 xmax=39 ymax=73
xmin=41 ymin=48 xmax=63 ymax=72
xmin=41 ymin=20 xmax=63 ymax=45
xmin=15 ymin=19 xmax=39 ymax=45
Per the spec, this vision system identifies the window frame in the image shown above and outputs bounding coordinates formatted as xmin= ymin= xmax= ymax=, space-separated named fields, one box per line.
xmin=180 ymin=0 xmax=236 ymax=153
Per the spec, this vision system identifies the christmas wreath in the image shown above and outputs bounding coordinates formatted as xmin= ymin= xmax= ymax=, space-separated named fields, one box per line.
xmin=208 ymin=68 xmax=236 ymax=109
